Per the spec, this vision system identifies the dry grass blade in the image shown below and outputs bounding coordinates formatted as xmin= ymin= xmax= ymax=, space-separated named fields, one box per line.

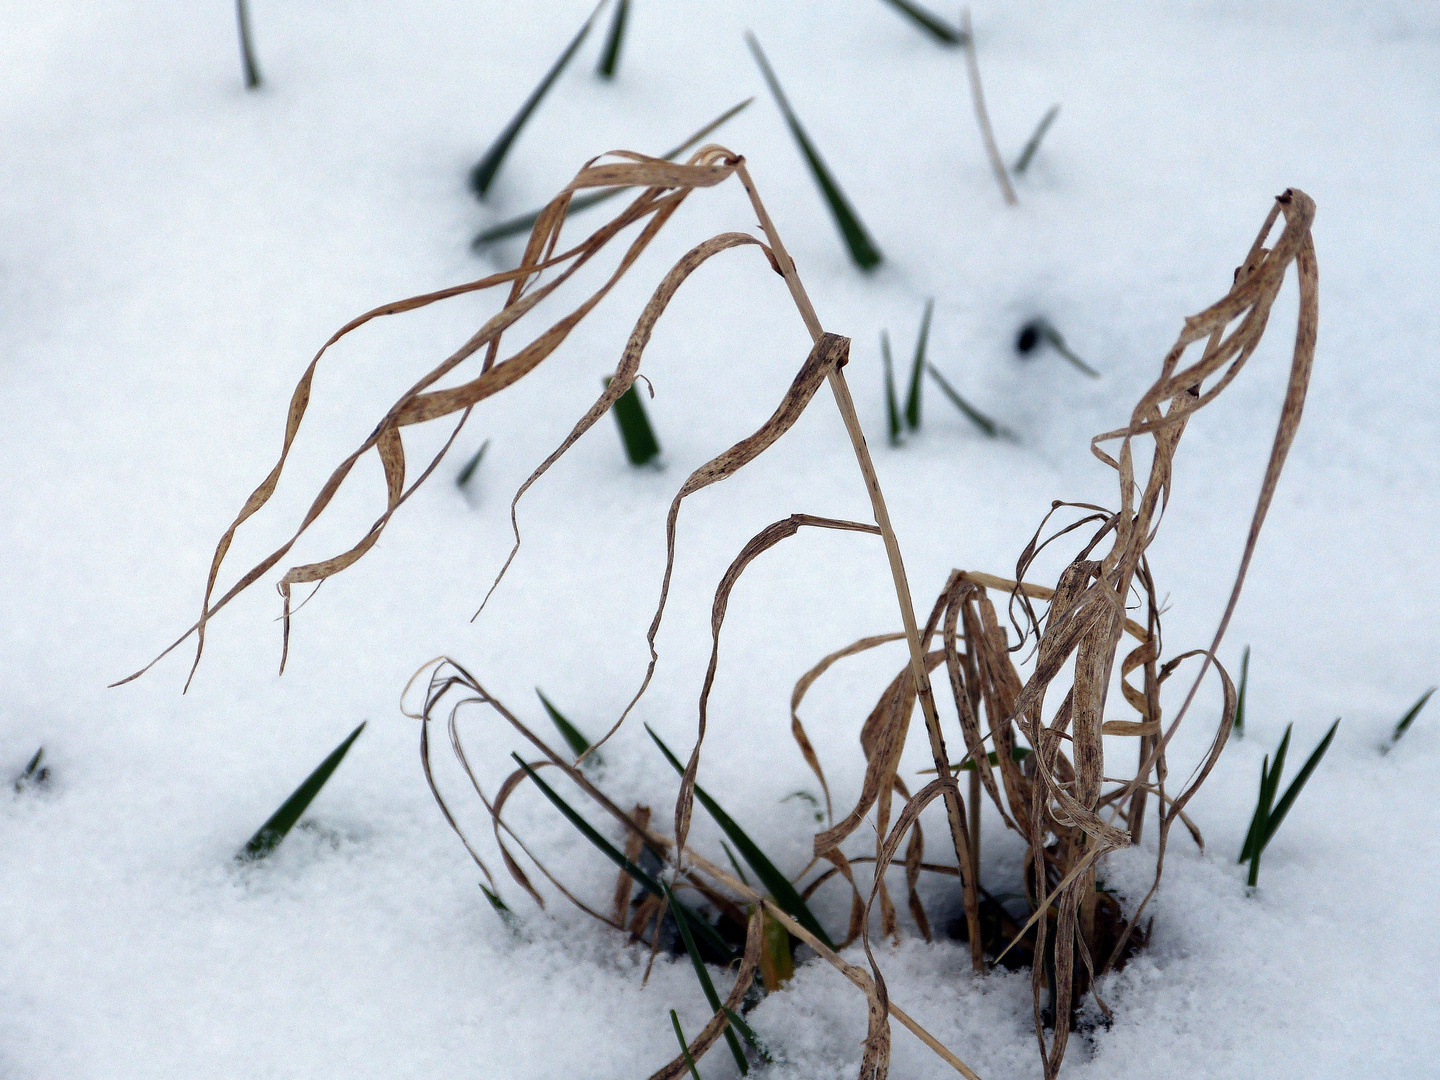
xmin=960 ymin=9 xmax=1017 ymax=205
xmin=472 ymin=98 xmax=753 ymax=250
xmin=676 ymin=513 xmax=879 ymax=858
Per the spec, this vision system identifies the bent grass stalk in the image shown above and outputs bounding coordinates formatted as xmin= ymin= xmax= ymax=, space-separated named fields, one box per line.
xmin=121 ymin=135 xmax=1319 ymax=1079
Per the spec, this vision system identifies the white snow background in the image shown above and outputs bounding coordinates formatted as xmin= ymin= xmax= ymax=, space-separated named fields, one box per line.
xmin=3 ymin=1 xmax=1439 ymax=1077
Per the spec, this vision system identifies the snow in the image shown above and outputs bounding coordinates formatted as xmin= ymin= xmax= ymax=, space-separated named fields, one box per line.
xmin=3 ymin=1 xmax=1439 ymax=1077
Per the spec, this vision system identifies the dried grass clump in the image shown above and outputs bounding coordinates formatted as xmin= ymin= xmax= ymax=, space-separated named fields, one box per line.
xmin=120 ymin=139 xmax=1317 ymax=1079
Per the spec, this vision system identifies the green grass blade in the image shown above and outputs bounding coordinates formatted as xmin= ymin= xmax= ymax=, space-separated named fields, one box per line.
xmin=1234 ymin=645 xmax=1250 ymax=738
xmin=663 ymin=881 xmax=748 ymax=1076
xmin=240 ymin=722 xmax=366 ymax=860
xmin=745 ymin=33 xmax=882 ymax=270
xmin=878 ymin=0 xmax=963 ymax=44
xmin=606 ymin=379 xmax=661 ymax=465
xmin=720 ymin=841 xmax=750 ymax=886
xmin=1392 ymin=687 xmax=1434 ymax=743
xmin=472 ymin=98 xmax=752 ymax=250
xmin=1238 ymin=753 xmax=1268 ymax=865
xmin=882 ymin=332 xmax=902 ymax=446
xmin=1261 ymin=719 xmax=1339 ymax=851
xmin=469 ymin=4 xmax=599 ymax=197
xmin=647 ymin=726 xmax=835 ymax=950
xmin=1246 ymin=841 xmax=1262 ymax=888
xmin=456 ymin=438 xmax=490 ymax=489
xmin=905 ymin=299 xmax=932 ymax=430
xmin=510 ymin=754 xmax=736 ymax=962
xmin=1012 ymin=103 xmax=1060 ymax=175
xmin=721 ymin=1006 xmax=771 ymax=1061
xmin=1039 ymin=322 xmax=1100 ymax=378
xmin=596 ymin=0 xmax=629 ymax=78
xmin=480 ymin=884 xmax=524 ymax=933
xmin=1267 ymin=724 xmax=1293 ymax=808
xmin=670 ymin=1010 xmax=705 ymax=1080
xmin=925 ymin=363 xmax=1013 ymax=440
xmin=536 ymin=689 xmax=594 ymax=759
xmin=236 ymin=0 xmax=263 ymax=89
xmin=960 ymin=746 xmax=1030 ymax=771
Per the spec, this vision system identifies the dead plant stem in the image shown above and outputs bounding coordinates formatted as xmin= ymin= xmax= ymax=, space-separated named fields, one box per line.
xmin=734 ymin=160 xmax=984 ymax=971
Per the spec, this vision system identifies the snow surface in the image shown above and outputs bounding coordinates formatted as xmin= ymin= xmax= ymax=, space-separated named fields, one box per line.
xmin=3 ymin=2 xmax=1439 ymax=1077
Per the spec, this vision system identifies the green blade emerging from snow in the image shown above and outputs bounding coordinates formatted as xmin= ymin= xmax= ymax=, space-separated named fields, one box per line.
xmin=536 ymin=689 xmax=594 ymax=760
xmin=662 ymin=880 xmax=748 ymax=1075
xmin=670 ymin=1010 xmax=705 ymax=1080
xmin=509 ymin=754 xmax=735 ymax=962
xmin=596 ymin=0 xmax=629 ymax=79
xmin=240 ymin=722 xmax=365 ymax=860
xmin=647 ymin=726 xmax=835 ymax=950
xmin=606 ymin=379 xmax=661 ymax=465
xmin=1392 ymin=687 xmax=1434 ymax=744
xmin=746 ymin=33 xmax=882 ymax=270
xmin=926 ymin=363 xmax=1012 ymax=440
xmin=1012 ymin=104 xmax=1060 ymax=175
xmin=469 ymin=3 xmax=601 ymax=197
xmin=905 ymin=299 xmax=933 ymax=430
xmin=1261 ymin=719 xmax=1339 ymax=850
xmin=878 ymin=0 xmax=963 ymax=45
xmin=882 ymin=332 xmax=902 ymax=446
xmin=456 ymin=438 xmax=490 ymax=490
xmin=1234 ymin=645 xmax=1250 ymax=738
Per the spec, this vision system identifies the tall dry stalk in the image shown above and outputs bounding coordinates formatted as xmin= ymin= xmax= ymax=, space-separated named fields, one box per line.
xmin=118 ymin=138 xmax=1317 ymax=1080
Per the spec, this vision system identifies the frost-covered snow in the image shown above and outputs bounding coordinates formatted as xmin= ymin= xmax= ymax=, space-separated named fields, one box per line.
xmin=3 ymin=2 xmax=1439 ymax=1078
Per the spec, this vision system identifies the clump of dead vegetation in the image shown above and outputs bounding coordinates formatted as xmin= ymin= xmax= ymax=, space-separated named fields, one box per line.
xmin=119 ymin=143 xmax=1318 ymax=1079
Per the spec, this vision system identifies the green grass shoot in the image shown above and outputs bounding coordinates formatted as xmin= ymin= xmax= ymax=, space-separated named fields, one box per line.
xmin=647 ymin=726 xmax=836 ymax=950
xmin=721 ymin=1006 xmax=770 ymax=1061
xmin=13 ymin=746 xmax=48 ymax=792
xmin=509 ymin=754 xmax=736 ymax=962
xmin=780 ymin=790 xmax=823 ymax=823
xmin=745 ymin=33 xmax=883 ymax=270
xmin=469 ymin=3 xmax=601 ymax=198
xmin=1239 ymin=719 xmax=1340 ymax=887
xmin=596 ymin=0 xmax=629 ymax=79
xmin=670 ymin=1010 xmax=705 ymax=1080
xmin=1234 ymin=645 xmax=1250 ymax=738
xmin=882 ymin=332 xmax=902 ymax=446
xmin=235 ymin=0 xmax=262 ymax=90
xmin=1012 ymin=103 xmax=1060 ymax=175
xmin=536 ymin=688 xmax=596 ymax=761
xmin=960 ymin=746 xmax=1030 ymax=772
xmin=1390 ymin=687 xmax=1434 ymax=745
xmin=480 ymin=883 xmax=523 ymax=932
xmin=878 ymin=0 xmax=964 ymax=44
xmin=904 ymin=299 xmax=933 ymax=431
xmin=720 ymin=841 xmax=750 ymax=886
xmin=456 ymin=438 xmax=490 ymax=490
xmin=1017 ymin=318 xmax=1099 ymax=378
xmin=926 ymin=363 xmax=1013 ymax=440
xmin=662 ymin=880 xmax=748 ymax=1075
xmin=239 ymin=722 xmax=365 ymax=860
xmin=472 ymin=98 xmax=752 ymax=250
xmin=606 ymin=378 xmax=661 ymax=465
